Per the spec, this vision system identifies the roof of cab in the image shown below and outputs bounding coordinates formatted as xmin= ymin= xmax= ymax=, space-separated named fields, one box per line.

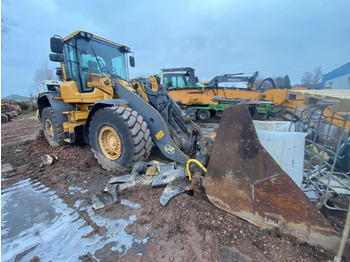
xmin=63 ymin=31 xmax=130 ymax=50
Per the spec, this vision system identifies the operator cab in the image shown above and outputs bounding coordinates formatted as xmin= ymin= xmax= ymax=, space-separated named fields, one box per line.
xmin=49 ymin=31 xmax=135 ymax=93
xmin=160 ymin=67 xmax=200 ymax=89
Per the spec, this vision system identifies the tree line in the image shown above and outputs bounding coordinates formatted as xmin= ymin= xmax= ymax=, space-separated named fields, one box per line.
xmin=255 ymin=66 xmax=322 ymax=90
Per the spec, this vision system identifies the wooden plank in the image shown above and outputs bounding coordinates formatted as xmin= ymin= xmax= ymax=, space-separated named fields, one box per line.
xmin=288 ymin=90 xmax=350 ymax=102
xmin=287 ymin=90 xmax=350 ymax=114
xmin=289 ymin=90 xmax=350 ymax=95
xmin=288 ymin=90 xmax=350 ymax=96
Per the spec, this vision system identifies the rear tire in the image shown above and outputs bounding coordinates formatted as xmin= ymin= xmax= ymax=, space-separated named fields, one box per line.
xmin=197 ymin=109 xmax=211 ymax=120
xmin=89 ymin=106 xmax=152 ymax=172
xmin=42 ymin=107 xmax=64 ymax=147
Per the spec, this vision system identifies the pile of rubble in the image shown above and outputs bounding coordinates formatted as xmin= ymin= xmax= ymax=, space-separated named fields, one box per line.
xmin=91 ymin=161 xmax=187 ymax=210
xmin=1 ymin=103 xmax=22 ymax=123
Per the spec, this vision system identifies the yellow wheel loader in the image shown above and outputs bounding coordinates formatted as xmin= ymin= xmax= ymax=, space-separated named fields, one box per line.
xmin=163 ymin=67 xmax=349 ymax=129
xmin=38 ymin=31 xmax=205 ymax=172
xmin=37 ymin=31 xmax=346 ymax=256
xmin=161 ymin=67 xmax=278 ymax=120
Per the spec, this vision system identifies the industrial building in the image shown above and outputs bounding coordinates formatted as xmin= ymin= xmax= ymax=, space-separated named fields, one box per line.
xmin=322 ymin=62 xmax=350 ymax=89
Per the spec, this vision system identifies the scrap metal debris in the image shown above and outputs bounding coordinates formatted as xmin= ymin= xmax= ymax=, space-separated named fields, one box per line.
xmin=147 ymin=160 xmax=161 ymax=166
xmin=102 ymin=161 xmax=190 ymax=207
xmin=2 ymin=163 xmax=14 ymax=174
xmin=91 ymin=194 xmax=105 ymax=210
xmin=104 ymin=183 xmax=118 ymax=204
xmin=108 ymin=174 xmax=139 ymax=184
xmin=158 ymin=163 xmax=176 ymax=173
xmin=1 ymin=163 xmax=15 ymax=179
xmin=160 ymin=177 xmax=190 ymax=206
xmin=40 ymin=154 xmax=54 ymax=167
xmin=131 ymin=161 xmax=148 ymax=175
xmin=108 ymin=174 xmax=143 ymax=190
xmin=152 ymin=167 xmax=185 ymax=187
xmin=145 ymin=165 xmax=159 ymax=176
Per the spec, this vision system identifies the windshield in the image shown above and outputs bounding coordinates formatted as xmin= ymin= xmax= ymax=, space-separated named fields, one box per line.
xmin=163 ymin=74 xmax=191 ymax=89
xmin=67 ymin=37 xmax=129 ymax=92
xmin=77 ymin=37 xmax=127 ymax=79
xmin=63 ymin=37 xmax=129 ymax=92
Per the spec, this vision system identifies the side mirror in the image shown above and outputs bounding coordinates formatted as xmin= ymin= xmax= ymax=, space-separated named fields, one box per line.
xmin=129 ymin=56 xmax=135 ymax=67
xmin=50 ymin=37 xmax=63 ymax=53
xmin=49 ymin=53 xmax=64 ymax=62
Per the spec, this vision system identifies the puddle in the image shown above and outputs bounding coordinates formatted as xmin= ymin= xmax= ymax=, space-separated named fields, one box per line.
xmin=67 ymin=185 xmax=89 ymax=194
xmin=1 ymin=179 xmax=147 ymax=261
xmin=121 ymin=199 xmax=142 ymax=210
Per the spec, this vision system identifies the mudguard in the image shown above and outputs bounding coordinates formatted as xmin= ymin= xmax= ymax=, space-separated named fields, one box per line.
xmin=83 ymin=99 xmax=129 ymax=143
xmin=37 ymin=92 xmax=69 ymax=125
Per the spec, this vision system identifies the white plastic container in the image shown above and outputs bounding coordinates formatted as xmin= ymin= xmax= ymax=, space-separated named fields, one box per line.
xmin=253 ymin=121 xmax=307 ymax=187
xmin=253 ymin=120 xmax=295 ymax=132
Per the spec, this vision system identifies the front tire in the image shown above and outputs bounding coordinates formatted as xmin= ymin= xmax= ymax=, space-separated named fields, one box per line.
xmin=89 ymin=106 xmax=152 ymax=172
xmin=42 ymin=107 xmax=64 ymax=147
xmin=197 ymin=109 xmax=211 ymax=121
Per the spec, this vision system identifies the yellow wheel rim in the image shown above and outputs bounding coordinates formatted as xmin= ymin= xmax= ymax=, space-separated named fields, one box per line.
xmin=45 ymin=119 xmax=54 ymax=139
xmin=98 ymin=126 xmax=122 ymax=160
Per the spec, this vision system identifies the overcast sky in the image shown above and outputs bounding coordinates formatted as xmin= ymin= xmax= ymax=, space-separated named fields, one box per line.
xmin=1 ymin=0 xmax=350 ymax=97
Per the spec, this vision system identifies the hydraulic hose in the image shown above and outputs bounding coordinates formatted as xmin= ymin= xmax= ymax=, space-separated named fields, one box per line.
xmin=186 ymin=159 xmax=207 ymax=181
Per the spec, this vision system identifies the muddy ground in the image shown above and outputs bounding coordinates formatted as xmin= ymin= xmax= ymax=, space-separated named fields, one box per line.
xmin=1 ymin=112 xmax=348 ymax=261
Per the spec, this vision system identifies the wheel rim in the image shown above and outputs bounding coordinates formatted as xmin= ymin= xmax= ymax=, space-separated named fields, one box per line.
xmin=98 ymin=126 xmax=122 ymax=160
xmin=45 ymin=119 xmax=54 ymax=140
xmin=198 ymin=111 xmax=208 ymax=120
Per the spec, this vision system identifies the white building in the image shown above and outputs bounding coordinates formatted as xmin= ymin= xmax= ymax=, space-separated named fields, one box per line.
xmin=322 ymin=62 xmax=350 ymax=89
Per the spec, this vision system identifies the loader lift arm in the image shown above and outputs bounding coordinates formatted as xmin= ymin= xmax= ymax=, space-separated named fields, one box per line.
xmin=207 ymin=71 xmax=259 ymax=89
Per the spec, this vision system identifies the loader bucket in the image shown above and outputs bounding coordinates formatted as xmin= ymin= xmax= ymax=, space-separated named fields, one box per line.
xmin=205 ymin=104 xmax=343 ymax=255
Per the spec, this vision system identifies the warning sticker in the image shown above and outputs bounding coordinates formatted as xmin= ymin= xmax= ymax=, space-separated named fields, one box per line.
xmin=155 ymin=130 xmax=165 ymax=140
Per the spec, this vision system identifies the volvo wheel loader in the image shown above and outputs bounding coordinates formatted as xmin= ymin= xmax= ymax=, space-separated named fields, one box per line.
xmin=38 ymin=31 xmax=207 ymax=172
xmin=38 ymin=31 xmax=346 ymax=257
xmin=160 ymin=67 xmax=280 ymax=120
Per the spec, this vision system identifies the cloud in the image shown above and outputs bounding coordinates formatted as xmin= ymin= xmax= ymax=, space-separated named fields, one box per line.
xmin=1 ymin=0 xmax=350 ymax=97
xmin=30 ymin=0 xmax=57 ymax=13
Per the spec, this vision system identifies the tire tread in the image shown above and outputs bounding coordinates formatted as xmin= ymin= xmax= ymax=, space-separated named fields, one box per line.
xmin=89 ymin=106 xmax=152 ymax=171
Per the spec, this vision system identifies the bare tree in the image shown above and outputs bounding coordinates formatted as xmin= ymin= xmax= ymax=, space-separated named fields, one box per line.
xmin=33 ymin=62 xmax=55 ymax=83
xmin=312 ymin=66 xmax=322 ymax=85
xmin=30 ymin=62 xmax=56 ymax=101
xmin=301 ymin=72 xmax=313 ymax=86
xmin=300 ymin=67 xmax=322 ymax=89
xmin=2 ymin=1 xmax=18 ymax=43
